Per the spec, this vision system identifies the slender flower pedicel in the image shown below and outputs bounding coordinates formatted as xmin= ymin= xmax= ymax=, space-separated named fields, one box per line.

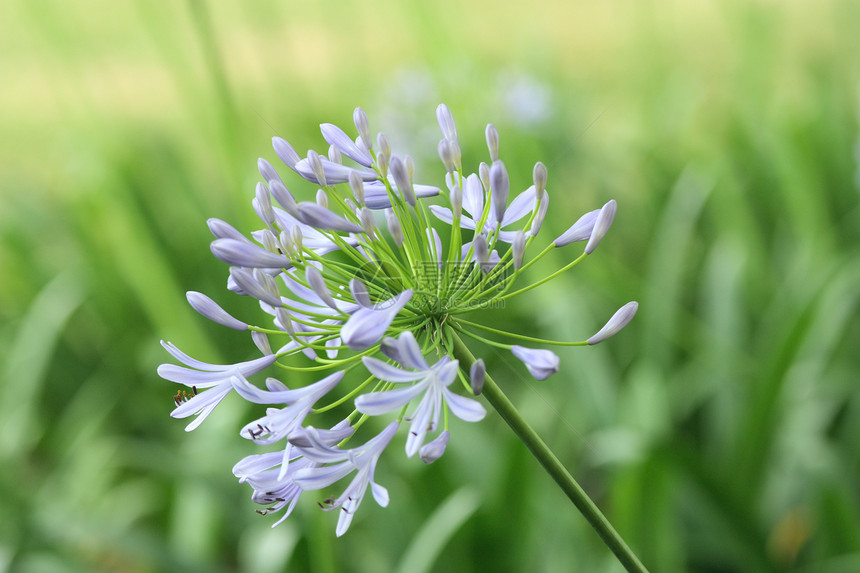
xmin=160 ymin=105 xmax=645 ymax=571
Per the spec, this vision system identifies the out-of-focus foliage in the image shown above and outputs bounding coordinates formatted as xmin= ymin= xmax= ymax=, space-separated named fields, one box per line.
xmin=1 ymin=0 xmax=859 ymax=571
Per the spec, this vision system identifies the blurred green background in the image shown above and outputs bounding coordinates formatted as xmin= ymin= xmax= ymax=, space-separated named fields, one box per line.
xmin=2 ymin=0 xmax=860 ymax=571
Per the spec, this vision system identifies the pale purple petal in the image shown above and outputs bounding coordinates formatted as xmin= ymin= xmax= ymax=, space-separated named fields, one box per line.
xmin=361 ymin=356 xmax=426 ymax=383
xmin=510 ymin=345 xmax=559 ymax=380
xmin=442 ymin=388 xmax=487 ymax=422
xmin=354 ymin=382 xmax=428 ymax=415
xmin=321 ymin=123 xmax=373 ymax=166
xmin=341 ymin=290 xmax=413 ymax=350
xmin=584 ymin=199 xmax=617 ymax=254
xmin=554 ymin=209 xmax=600 ymax=247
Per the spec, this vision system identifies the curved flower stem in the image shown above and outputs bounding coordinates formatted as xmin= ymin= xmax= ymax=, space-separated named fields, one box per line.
xmin=449 ymin=332 xmax=649 ymax=573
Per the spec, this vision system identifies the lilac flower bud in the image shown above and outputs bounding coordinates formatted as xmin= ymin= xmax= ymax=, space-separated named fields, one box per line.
xmin=377 ymin=132 xmax=391 ymax=158
xmin=420 ymin=431 xmax=450 ymax=464
xmin=386 ymin=209 xmax=404 ymax=246
xmin=344 ymin=198 xmax=358 ymax=213
xmin=251 ymin=330 xmax=272 ymax=355
xmin=306 ymin=265 xmax=339 ymax=310
xmin=553 ymin=209 xmax=599 ymax=247
xmin=208 ymin=218 xmax=250 ymax=242
xmin=354 ymin=107 xmax=372 ymax=151
xmin=321 ymin=123 xmax=373 ymax=166
xmin=450 ymin=184 xmax=463 ymax=219
xmin=511 ymin=345 xmax=559 ymax=380
xmin=533 ymin=161 xmax=547 ymax=202
xmin=485 ymin=123 xmax=500 ymax=162
xmin=349 ymin=170 xmax=365 ymax=205
xmin=473 ymin=234 xmax=489 ymax=272
xmin=328 ymin=144 xmax=342 ymax=165
xmin=530 ymin=194 xmax=549 ymax=237
xmin=479 ymin=162 xmax=490 ymax=193
xmin=268 ymin=179 xmax=299 ymax=218
xmin=405 ymin=155 xmax=415 ymax=180
xmin=229 ymin=268 xmax=282 ymax=306
xmin=278 ymin=230 xmax=295 ymax=256
xmin=490 ymin=160 xmax=509 ymax=224
xmin=257 ymin=158 xmax=280 ymax=184
xmin=211 ymin=239 xmax=291 ymax=269
xmin=449 ymin=139 xmax=462 ymax=170
xmin=259 ymin=229 xmax=279 ymax=254
xmin=273 ymin=137 xmax=300 ymax=168
xmin=316 ymin=189 xmax=328 ymax=209
xmin=254 ymin=182 xmax=275 ymax=225
xmin=389 ymin=156 xmax=417 ymax=206
xmin=275 ymin=307 xmax=295 ymax=336
xmin=376 ymin=152 xmax=389 ymax=179
xmin=296 ymin=202 xmax=363 ymax=233
xmin=512 ymin=231 xmax=526 ymax=270
xmin=254 ymin=269 xmax=281 ymax=303
xmin=587 ymin=301 xmax=638 ymax=345
xmin=584 ymin=199 xmax=617 ymax=255
xmin=349 ymin=278 xmax=372 ymax=308
xmin=186 ymin=291 xmax=248 ymax=331
xmin=290 ymin=226 xmax=303 ymax=252
xmin=307 ymin=149 xmax=327 ymax=187
xmin=359 ymin=207 xmax=377 ymax=239
xmin=436 ymin=103 xmax=458 ymax=142
xmin=470 ymin=359 xmax=485 ymax=395
xmin=438 ymin=139 xmax=456 ymax=172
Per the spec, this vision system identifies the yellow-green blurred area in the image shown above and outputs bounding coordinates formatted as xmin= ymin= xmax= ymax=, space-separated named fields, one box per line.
xmin=2 ymin=0 xmax=860 ymax=571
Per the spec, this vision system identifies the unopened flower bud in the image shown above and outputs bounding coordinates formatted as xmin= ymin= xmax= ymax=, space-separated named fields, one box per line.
xmin=353 ymin=107 xmax=371 ymax=150
xmin=512 ymin=231 xmax=526 ymax=270
xmin=533 ymin=161 xmax=547 ymax=202
xmin=376 ymin=152 xmax=389 ymax=179
xmin=359 ymin=207 xmax=376 ymax=239
xmin=450 ymin=184 xmax=463 ymax=218
xmin=307 ymin=149 xmax=327 ymax=187
xmin=584 ymin=199 xmax=617 ymax=255
xmin=255 ymin=182 xmax=275 ymax=225
xmin=419 ymin=431 xmax=450 ymax=463
xmin=251 ymin=330 xmax=272 ymax=355
xmin=349 ymin=170 xmax=365 ymax=205
xmin=275 ymin=307 xmax=295 ymax=336
xmin=278 ymin=230 xmax=295 ymax=256
xmin=186 ymin=291 xmax=248 ymax=331
xmin=389 ymin=155 xmax=416 ymax=206
xmin=490 ymin=160 xmax=509 ymax=223
xmin=316 ymin=188 xmax=328 ymax=209
xmin=470 ymin=359 xmax=485 ymax=395
xmin=530 ymin=194 xmax=549 ymax=236
xmin=479 ymin=162 xmax=490 ymax=192
xmin=328 ymin=144 xmax=342 ymax=165
xmin=386 ymin=209 xmax=404 ymax=246
xmin=404 ymin=155 xmax=415 ymax=180
xmin=587 ymin=301 xmax=638 ymax=345
xmin=438 ymin=139 xmax=456 ymax=172
xmin=377 ymin=132 xmax=391 ymax=158
xmin=291 ymin=226 xmax=303 ymax=252
xmin=473 ymin=234 xmax=489 ymax=271
xmin=485 ymin=123 xmax=499 ymax=162
xmin=306 ymin=265 xmax=338 ymax=310
xmin=436 ymin=103 xmax=458 ymax=142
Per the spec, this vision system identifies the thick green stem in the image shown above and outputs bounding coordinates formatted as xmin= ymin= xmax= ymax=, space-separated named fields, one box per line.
xmin=450 ymin=332 xmax=649 ymax=573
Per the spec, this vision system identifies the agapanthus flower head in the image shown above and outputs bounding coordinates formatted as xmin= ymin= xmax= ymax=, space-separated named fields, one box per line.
xmin=159 ymin=104 xmax=636 ymax=535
